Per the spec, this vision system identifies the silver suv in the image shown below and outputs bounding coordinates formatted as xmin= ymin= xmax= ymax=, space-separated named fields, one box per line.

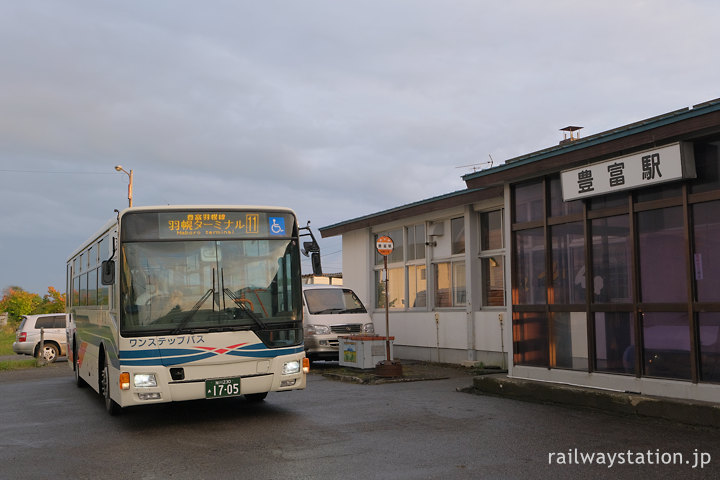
xmin=12 ymin=314 xmax=68 ymax=363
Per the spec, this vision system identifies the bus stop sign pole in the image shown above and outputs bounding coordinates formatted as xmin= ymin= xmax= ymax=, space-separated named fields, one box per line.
xmin=375 ymin=236 xmax=402 ymax=377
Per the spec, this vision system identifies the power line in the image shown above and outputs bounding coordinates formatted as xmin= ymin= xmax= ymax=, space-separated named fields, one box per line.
xmin=0 ymin=169 xmax=117 ymax=175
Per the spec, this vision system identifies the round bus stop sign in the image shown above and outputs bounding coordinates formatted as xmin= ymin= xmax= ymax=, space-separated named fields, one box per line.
xmin=376 ymin=236 xmax=394 ymax=256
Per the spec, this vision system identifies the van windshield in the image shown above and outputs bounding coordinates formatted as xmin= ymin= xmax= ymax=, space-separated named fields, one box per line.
xmin=304 ymin=288 xmax=367 ymax=315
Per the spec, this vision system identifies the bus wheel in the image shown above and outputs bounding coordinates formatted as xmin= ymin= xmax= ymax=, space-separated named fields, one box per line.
xmin=101 ymin=355 xmax=121 ymax=416
xmin=244 ymin=392 xmax=268 ymax=403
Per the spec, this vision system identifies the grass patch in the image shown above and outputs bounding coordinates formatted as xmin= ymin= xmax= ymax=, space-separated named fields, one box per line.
xmin=0 ymin=358 xmax=38 ymax=371
xmin=0 ymin=325 xmax=17 ymax=356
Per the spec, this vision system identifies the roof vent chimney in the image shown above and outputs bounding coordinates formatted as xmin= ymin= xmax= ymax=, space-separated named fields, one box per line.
xmin=560 ymin=126 xmax=583 ymax=145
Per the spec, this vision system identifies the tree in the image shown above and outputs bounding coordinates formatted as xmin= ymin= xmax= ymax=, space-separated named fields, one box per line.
xmin=35 ymin=287 xmax=66 ymax=314
xmin=0 ymin=286 xmax=65 ymax=323
xmin=0 ymin=287 xmax=42 ymax=323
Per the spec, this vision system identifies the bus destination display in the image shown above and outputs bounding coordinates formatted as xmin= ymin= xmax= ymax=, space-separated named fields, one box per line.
xmin=166 ymin=212 xmax=260 ymax=237
xmin=122 ymin=210 xmax=292 ymax=241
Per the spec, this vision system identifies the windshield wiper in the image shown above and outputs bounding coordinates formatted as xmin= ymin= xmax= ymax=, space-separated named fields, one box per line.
xmin=223 ymin=288 xmax=267 ymax=330
xmin=343 ymin=308 xmax=367 ymax=314
xmin=171 ymin=288 xmax=213 ymax=334
xmin=314 ymin=308 xmax=344 ymax=314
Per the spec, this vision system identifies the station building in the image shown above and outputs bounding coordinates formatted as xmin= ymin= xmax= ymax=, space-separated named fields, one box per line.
xmin=320 ymin=99 xmax=720 ymax=403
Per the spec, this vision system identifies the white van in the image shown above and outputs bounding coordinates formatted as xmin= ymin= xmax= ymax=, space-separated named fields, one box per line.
xmin=302 ymin=285 xmax=374 ymax=362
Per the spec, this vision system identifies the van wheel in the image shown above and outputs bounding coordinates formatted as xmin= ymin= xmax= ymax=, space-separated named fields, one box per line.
xmin=36 ymin=343 xmax=59 ymax=363
xmin=100 ymin=354 xmax=121 ymax=416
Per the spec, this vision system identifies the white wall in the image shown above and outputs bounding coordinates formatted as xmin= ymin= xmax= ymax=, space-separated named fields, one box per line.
xmin=338 ymin=198 xmax=510 ymax=366
xmin=341 ymin=228 xmax=372 ymax=308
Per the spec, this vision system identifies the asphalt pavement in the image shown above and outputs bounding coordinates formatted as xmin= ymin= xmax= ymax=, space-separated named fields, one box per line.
xmin=3 ymin=354 xmax=719 ymax=429
xmin=1 ymin=360 xmax=718 ymax=479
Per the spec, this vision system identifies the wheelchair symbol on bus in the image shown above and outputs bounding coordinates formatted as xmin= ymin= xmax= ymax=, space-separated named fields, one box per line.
xmin=269 ymin=217 xmax=286 ymax=235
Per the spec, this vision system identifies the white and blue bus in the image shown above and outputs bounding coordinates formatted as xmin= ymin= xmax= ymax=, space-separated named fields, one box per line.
xmin=66 ymin=206 xmax=307 ymax=414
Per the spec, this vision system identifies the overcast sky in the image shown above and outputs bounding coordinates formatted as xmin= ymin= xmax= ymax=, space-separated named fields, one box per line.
xmin=1 ymin=0 xmax=719 ymax=295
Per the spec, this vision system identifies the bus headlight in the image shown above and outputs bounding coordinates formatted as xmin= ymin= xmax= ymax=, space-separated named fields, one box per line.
xmin=282 ymin=361 xmax=301 ymax=375
xmin=134 ymin=373 xmax=158 ymax=388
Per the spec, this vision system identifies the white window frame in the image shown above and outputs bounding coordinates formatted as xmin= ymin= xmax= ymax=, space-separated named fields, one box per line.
xmin=479 ymin=209 xmax=506 ymax=308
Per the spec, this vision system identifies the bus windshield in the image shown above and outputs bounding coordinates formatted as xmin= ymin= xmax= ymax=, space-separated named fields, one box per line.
xmin=120 ymin=239 xmax=300 ymax=336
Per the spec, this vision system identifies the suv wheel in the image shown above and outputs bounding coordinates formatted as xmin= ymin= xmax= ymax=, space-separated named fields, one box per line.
xmin=36 ymin=343 xmax=59 ymax=363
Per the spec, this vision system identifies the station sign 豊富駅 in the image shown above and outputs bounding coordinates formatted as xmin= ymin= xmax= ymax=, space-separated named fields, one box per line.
xmin=376 ymin=236 xmax=394 ymax=256
xmin=560 ymin=142 xmax=696 ymax=202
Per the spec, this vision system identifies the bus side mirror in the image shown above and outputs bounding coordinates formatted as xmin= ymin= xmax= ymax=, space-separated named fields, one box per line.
xmin=101 ymin=260 xmax=115 ymax=285
xmin=310 ymin=252 xmax=322 ymax=276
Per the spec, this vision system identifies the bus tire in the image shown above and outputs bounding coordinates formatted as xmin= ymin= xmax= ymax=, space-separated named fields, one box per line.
xmin=101 ymin=353 xmax=121 ymax=416
xmin=244 ymin=392 xmax=268 ymax=403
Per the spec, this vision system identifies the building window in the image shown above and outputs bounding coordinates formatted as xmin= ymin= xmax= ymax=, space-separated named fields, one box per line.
xmin=406 ymin=224 xmax=427 ymax=309
xmin=481 ymin=210 xmax=503 ymax=250
xmin=513 ymin=311 xmax=549 ymax=367
xmin=589 ymin=192 xmax=626 ymax=211
xmin=508 ymin=140 xmax=720 ymax=383
xmin=374 ymin=227 xmax=423 ymax=310
xmin=513 ymin=180 xmax=544 ymax=223
xmin=481 ymin=257 xmax=504 ymax=307
xmin=637 ymin=207 xmax=687 ymax=303
xmin=451 ymin=217 xmax=465 ymax=254
xmin=595 ymin=312 xmax=635 ymax=374
xmin=480 ymin=210 xmax=505 ymax=307
xmin=591 ymin=215 xmax=632 ymax=303
xmin=406 ymin=224 xmax=426 ymax=261
xmin=549 ymin=175 xmax=583 ymax=217
xmin=549 ymin=222 xmax=585 ymax=305
xmin=374 ymin=229 xmax=403 ymax=265
xmin=408 ymin=264 xmax=427 ymax=308
xmin=434 ymin=261 xmax=466 ymax=307
xmin=513 ymin=228 xmax=546 ymax=305
xmin=374 ymin=229 xmax=404 ymax=309
xmin=693 ymin=200 xmax=720 ymax=302
xmin=690 ymin=141 xmax=720 ymax=194
xmin=374 ymin=267 xmax=404 ymax=309
xmin=642 ymin=312 xmax=691 ymax=380
xmin=699 ymin=312 xmax=720 ymax=382
xmin=551 ymin=312 xmax=588 ymax=371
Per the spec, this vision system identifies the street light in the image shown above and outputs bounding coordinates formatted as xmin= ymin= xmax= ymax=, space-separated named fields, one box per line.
xmin=114 ymin=165 xmax=133 ymax=207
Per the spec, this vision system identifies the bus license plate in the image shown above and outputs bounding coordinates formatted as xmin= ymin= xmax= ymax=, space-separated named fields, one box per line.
xmin=205 ymin=377 xmax=242 ymax=399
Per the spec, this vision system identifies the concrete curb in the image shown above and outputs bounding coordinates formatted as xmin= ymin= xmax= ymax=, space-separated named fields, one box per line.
xmin=322 ymin=372 xmax=450 ymax=385
xmin=468 ymin=374 xmax=720 ymax=429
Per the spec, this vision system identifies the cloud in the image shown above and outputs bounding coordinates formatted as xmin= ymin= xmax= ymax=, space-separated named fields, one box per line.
xmin=1 ymin=0 xmax=720 ymax=293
